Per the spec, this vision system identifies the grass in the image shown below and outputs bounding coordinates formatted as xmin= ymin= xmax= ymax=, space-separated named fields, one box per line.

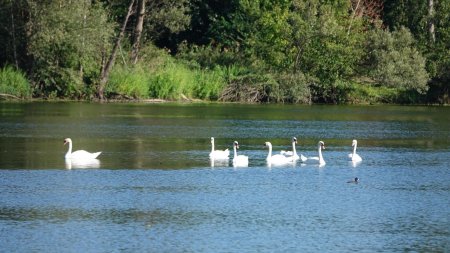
xmin=0 ymin=65 xmax=31 ymax=98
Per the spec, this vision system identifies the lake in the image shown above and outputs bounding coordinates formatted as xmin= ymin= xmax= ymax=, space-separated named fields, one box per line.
xmin=0 ymin=102 xmax=449 ymax=252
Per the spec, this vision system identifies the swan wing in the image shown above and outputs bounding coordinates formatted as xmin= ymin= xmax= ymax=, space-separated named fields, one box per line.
xmin=280 ymin=150 xmax=293 ymax=156
xmin=69 ymin=150 xmax=101 ymax=160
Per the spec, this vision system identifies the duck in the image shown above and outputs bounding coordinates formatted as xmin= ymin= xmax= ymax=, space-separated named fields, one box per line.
xmin=265 ymin=142 xmax=293 ymax=165
xmin=209 ymin=137 xmax=230 ymax=159
xmin=280 ymin=137 xmax=307 ymax=162
xmin=348 ymin=139 xmax=362 ymax=162
xmin=306 ymin=141 xmax=326 ymax=166
xmin=232 ymin=141 xmax=249 ymax=167
xmin=347 ymin=177 xmax=359 ymax=184
xmin=64 ymin=138 xmax=101 ymax=160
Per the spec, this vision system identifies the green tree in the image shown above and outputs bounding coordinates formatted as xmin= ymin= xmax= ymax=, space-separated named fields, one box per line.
xmin=365 ymin=27 xmax=429 ymax=94
xmin=27 ymin=0 xmax=113 ymax=98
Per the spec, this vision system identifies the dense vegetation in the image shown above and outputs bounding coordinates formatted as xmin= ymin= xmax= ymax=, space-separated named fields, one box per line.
xmin=0 ymin=0 xmax=448 ymax=104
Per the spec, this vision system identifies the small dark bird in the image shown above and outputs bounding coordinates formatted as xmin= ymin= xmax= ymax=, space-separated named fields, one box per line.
xmin=347 ymin=177 xmax=359 ymax=184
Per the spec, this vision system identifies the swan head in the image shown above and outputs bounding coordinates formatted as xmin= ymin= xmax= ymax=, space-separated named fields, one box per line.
xmin=352 ymin=139 xmax=357 ymax=146
xmin=264 ymin=142 xmax=272 ymax=148
xmin=292 ymin=137 xmax=297 ymax=144
xmin=64 ymin=138 xmax=72 ymax=145
xmin=234 ymin=141 xmax=239 ymax=149
xmin=210 ymin=137 xmax=215 ymax=143
xmin=318 ymin=141 xmax=325 ymax=149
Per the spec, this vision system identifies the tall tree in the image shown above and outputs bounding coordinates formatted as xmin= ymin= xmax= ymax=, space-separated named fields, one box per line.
xmin=131 ymin=0 xmax=145 ymax=64
xmin=98 ymin=0 xmax=135 ymax=100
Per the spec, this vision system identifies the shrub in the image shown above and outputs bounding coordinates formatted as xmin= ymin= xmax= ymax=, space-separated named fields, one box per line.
xmin=0 ymin=65 xmax=31 ymax=98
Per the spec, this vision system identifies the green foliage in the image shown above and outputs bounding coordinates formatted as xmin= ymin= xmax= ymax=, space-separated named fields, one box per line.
xmin=0 ymin=65 xmax=31 ymax=98
xmin=27 ymin=0 xmax=113 ymax=98
xmin=0 ymin=0 xmax=448 ymax=104
xmin=365 ymin=27 xmax=429 ymax=94
xmin=106 ymin=66 xmax=150 ymax=99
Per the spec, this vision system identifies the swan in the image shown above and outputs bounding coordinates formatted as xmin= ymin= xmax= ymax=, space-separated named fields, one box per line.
xmin=307 ymin=141 xmax=326 ymax=166
xmin=232 ymin=141 xmax=249 ymax=167
xmin=65 ymin=158 xmax=100 ymax=169
xmin=280 ymin=137 xmax=307 ymax=162
xmin=64 ymin=138 xmax=101 ymax=160
xmin=209 ymin=137 xmax=230 ymax=159
xmin=348 ymin=139 xmax=362 ymax=162
xmin=265 ymin=142 xmax=293 ymax=165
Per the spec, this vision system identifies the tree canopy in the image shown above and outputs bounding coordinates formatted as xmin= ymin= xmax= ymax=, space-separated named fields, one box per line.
xmin=0 ymin=0 xmax=448 ymax=103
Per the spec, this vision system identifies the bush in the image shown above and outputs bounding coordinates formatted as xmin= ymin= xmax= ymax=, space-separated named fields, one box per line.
xmin=0 ymin=65 xmax=31 ymax=98
xmin=365 ymin=27 xmax=429 ymax=94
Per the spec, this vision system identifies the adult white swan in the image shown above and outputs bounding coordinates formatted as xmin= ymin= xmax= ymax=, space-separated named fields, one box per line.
xmin=232 ymin=141 xmax=249 ymax=167
xmin=280 ymin=137 xmax=307 ymax=162
xmin=64 ymin=138 xmax=101 ymax=160
xmin=265 ymin=142 xmax=293 ymax=165
xmin=307 ymin=141 xmax=326 ymax=166
xmin=209 ymin=137 xmax=230 ymax=159
xmin=348 ymin=139 xmax=362 ymax=162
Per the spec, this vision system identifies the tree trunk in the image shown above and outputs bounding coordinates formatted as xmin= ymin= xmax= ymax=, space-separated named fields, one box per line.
xmin=428 ymin=0 xmax=435 ymax=43
xmin=131 ymin=0 xmax=145 ymax=64
xmin=98 ymin=0 xmax=135 ymax=100
xmin=9 ymin=0 xmax=18 ymax=69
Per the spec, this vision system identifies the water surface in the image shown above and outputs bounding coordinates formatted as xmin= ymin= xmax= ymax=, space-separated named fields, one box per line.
xmin=0 ymin=102 xmax=449 ymax=252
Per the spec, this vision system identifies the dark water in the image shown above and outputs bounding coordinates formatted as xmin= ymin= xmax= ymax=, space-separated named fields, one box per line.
xmin=0 ymin=102 xmax=449 ymax=252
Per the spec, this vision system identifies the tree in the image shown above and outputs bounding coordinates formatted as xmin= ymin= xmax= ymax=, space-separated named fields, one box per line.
xmin=27 ymin=0 xmax=113 ymax=98
xmin=365 ymin=27 xmax=429 ymax=94
xmin=98 ymin=0 xmax=135 ymax=100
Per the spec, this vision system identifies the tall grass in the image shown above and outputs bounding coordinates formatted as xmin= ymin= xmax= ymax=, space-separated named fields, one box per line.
xmin=107 ymin=60 xmax=228 ymax=100
xmin=0 ymin=65 xmax=31 ymax=98
xmin=107 ymin=66 xmax=150 ymax=98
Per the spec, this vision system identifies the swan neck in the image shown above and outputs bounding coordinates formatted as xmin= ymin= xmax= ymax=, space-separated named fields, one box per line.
xmin=292 ymin=142 xmax=297 ymax=156
xmin=66 ymin=141 xmax=72 ymax=157
xmin=267 ymin=145 xmax=272 ymax=160
xmin=211 ymin=141 xmax=215 ymax=152
xmin=318 ymin=145 xmax=323 ymax=161
xmin=233 ymin=145 xmax=238 ymax=158
xmin=353 ymin=144 xmax=357 ymax=155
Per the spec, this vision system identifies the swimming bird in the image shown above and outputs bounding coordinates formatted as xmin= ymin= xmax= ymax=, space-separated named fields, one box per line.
xmin=64 ymin=138 xmax=101 ymax=160
xmin=347 ymin=177 xmax=359 ymax=184
xmin=209 ymin=137 xmax=230 ymax=159
xmin=280 ymin=137 xmax=307 ymax=162
xmin=232 ymin=141 xmax=249 ymax=167
xmin=265 ymin=142 xmax=293 ymax=165
xmin=306 ymin=141 xmax=326 ymax=166
xmin=348 ymin=139 xmax=362 ymax=162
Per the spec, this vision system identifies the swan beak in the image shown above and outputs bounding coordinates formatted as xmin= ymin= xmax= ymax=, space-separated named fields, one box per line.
xmin=63 ymin=140 xmax=67 ymax=145
xmin=322 ymin=145 xmax=326 ymax=150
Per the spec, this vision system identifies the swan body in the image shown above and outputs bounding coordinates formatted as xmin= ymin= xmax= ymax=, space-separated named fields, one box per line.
xmin=232 ymin=141 xmax=249 ymax=167
xmin=307 ymin=141 xmax=326 ymax=166
xmin=209 ymin=137 xmax=230 ymax=159
xmin=265 ymin=142 xmax=293 ymax=165
xmin=65 ymin=158 xmax=100 ymax=169
xmin=280 ymin=137 xmax=307 ymax=162
xmin=64 ymin=138 xmax=101 ymax=160
xmin=348 ymin=139 xmax=362 ymax=162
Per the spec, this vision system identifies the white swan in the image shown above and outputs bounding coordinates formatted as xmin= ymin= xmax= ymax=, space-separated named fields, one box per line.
xmin=265 ymin=142 xmax=293 ymax=165
xmin=348 ymin=139 xmax=362 ymax=162
xmin=307 ymin=141 xmax=326 ymax=166
xmin=209 ymin=137 xmax=230 ymax=159
xmin=280 ymin=137 xmax=307 ymax=162
xmin=232 ymin=141 xmax=249 ymax=167
xmin=64 ymin=138 xmax=101 ymax=160
xmin=65 ymin=158 xmax=100 ymax=169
